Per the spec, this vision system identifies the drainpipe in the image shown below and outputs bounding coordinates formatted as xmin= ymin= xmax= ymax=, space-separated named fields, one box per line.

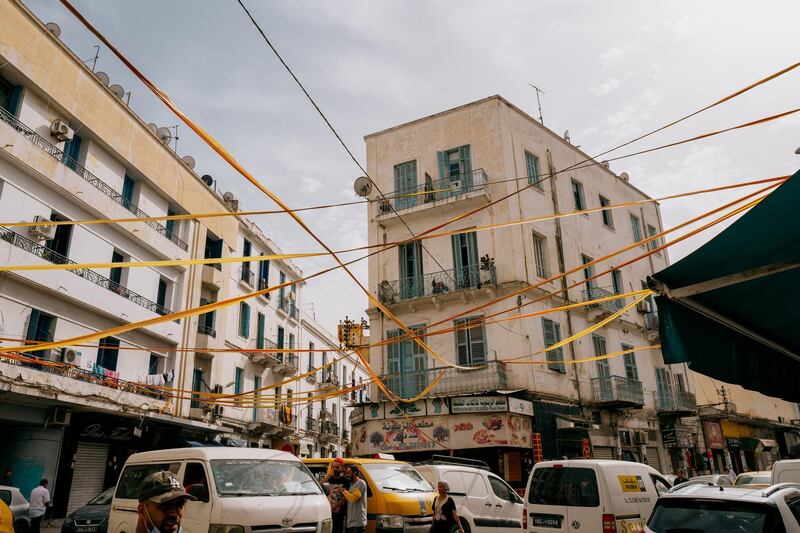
xmin=175 ymin=221 xmax=203 ymax=418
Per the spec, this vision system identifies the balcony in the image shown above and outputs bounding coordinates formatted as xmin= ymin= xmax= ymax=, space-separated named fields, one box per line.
xmin=582 ymin=287 xmax=624 ymax=316
xmin=656 ymin=388 xmax=698 ymax=416
xmin=591 ymin=375 xmax=645 ymax=409
xmin=249 ymin=338 xmax=278 ymax=367
xmin=0 ymin=228 xmax=170 ymax=315
xmin=197 ymin=323 xmax=216 ymax=339
xmin=320 ymin=420 xmax=340 ymax=442
xmin=381 ymin=168 xmax=489 ymax=215
xmin=273 ymin=353 xmax=299 ymax=375
xmin=201 ymin=264 xmax=223 ymax=290
xmin=0 ymin=107 xmax=187 ymax=250
xmin=644 ymin=312 xmax=660 ymax=341
xmin=239 ymin=265 xmax=255 ymax=288
xmin=277 ymin=405 xmax=297 ymax=434
xmin=319 ymin=370 xmax=340 ymax=390
xmin=278 ymin=296 xmax=299 ymax=320
xmin=377 ymin=263 xmax=497 ymax=305
xmin=248 ymin=407 xmax=279 ymax=430
xmin=381 ymin=360 xmax=507 ymax=399
xmin=305 ymin=418 xmax=318 ymax=433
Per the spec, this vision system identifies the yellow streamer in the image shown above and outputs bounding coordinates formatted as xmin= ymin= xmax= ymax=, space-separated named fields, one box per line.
xmin=505 ymin=344 xmax=661 ymax=365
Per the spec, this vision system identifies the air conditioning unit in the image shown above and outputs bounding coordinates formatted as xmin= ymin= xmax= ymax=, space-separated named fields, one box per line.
xmin=28 ymin=215 xmax=57 ymax=241
xmin=49 ymin=119 xmax=74 ymax=142
xmin=49 ymin=407 xmax=71 ymax=426
xmin=634 ymin=430 xmax=649 ymax=445
xmin=791 ymin=419 xmax=800 ymax=426
xmin=636 ymin=301 xmax=650 ymax=314
xmin=61 ymin=347 xmax=81 ymax=366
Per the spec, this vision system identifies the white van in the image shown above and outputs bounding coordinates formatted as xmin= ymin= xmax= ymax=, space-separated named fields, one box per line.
xmin=523 ymin=460 xmax=670 ymax=533
xmin=414 ymin=458 xmax=524 ymax=533
xmin=108 ymin=448 xmax=331 ymax=533
xmin=772 ymin=459 xmax=800 ymax=485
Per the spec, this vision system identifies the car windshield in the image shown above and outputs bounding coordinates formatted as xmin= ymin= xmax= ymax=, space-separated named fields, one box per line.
xmin=87 ymin=487 xmax=114 ymax=505
xmin=647 ymin=498 xmax=779 ymax=532
xmin=363 ymin=463 xmax=433 ymax=493
xmin=736 ymin=474 xmax=771 ymax=485
xmin=210 ymin=459 xmax=322 ymax=497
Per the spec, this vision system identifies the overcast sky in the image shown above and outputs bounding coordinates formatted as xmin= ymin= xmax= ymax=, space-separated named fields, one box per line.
xmin=23 ymin=0 xmax=800 ymax=332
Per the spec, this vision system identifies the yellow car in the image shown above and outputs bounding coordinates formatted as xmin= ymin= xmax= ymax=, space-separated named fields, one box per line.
xmin=734 ymin=471 xmax=772 ymax=488
xmin=303 ymin=458 xmax=435 ymax=533
xmin=0 ymin=500 xmax=12 ymax=533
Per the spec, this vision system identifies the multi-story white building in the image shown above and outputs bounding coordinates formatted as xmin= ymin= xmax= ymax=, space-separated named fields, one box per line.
xmin=354 ymin=95 xmax=797 ymax=488
xmin=0 ymin=0 xmax=366 ymax=517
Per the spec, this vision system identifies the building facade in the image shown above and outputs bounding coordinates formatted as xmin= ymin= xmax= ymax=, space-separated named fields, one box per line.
xmin=354 ymin=95 xmax=798 ymax=488
xmin=0 ymin=0 xmax=364 ymax=517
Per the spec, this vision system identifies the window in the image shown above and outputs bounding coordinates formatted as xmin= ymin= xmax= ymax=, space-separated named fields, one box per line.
xmin=542 ymin=318 xmax=564 ymax=373
xmin=148 ymin=353 xmax=160 ymax=375
xmin=593 ymin=335 xmax=609 ymax=376
xmin=532 ymin=233 xmax=548 ymax=278
xmin=239 ymin=302 xmax=250 ymax=338
xmin=45 ymin=212 xmax=72 ymax=258
xmin=116 ymin=463 xmax=180 ymax=500
xmin=451 ymin=231 xmax=479 ymax=289
xmin=279 ymin=271 xmax=286 ymax=305
xmin=528 ymin=467 xmax=599 ymax=507
xmin=62 ymin=133 xmax=82 ymax=170
xmin=650 ymin=475 xmax=671 ymax=496
xmin=619 ymin=430 xmax=632 ymax=446
xmin=25 ymin=308 xmax=55 ymax=358
xmin=454 ymin=317 xmax=486 ymax=366
xmin=277 ymin=326 xmax=285 ymax=359
xmin=489 ymin=476 xmax=519 ymax=503
xmin=630 ymin=214 xmax=643 ymax=243
xmin=253 ymin=375 xmax=261 ymax=421
xmin=581 ymin=254 xmax=595 ymax=293
xmin=198 ymin=298 xmax=216 ymax=336
xmin=109 ymin=250 xmax=127 ymax=291
xmin=288 ymin=332 xmax=295 ymax=354
xmin=234 ymin=366 xmax=243 ymax=405
xmin=183 ymin=462 xmax=210 ymax=503
xmin=438 ymin=145 xmax=472 ymax=179
xmin=256 ymin=312 xmax=265 ymax=349
xmin=622 ymin=344 xmax=639 ymax=381
xmin=599 ymin=196 xmax=614 ymax=228
xmin=97 ymin=337 xmax=120 ymax=371
xmin=387 ymin=325 xmax=428 ymax=397
xmin=571 ymin=179 xmax=585 ymax=211
xmin=611 ymin=269 xmax=623 ymax=295
xmin=204 ymin=233 xmax=223 ymax=270
xmin=787 ymin=496 xmax=800 ymax=524
xmin=122 ymin=175 xmax=136 ymax=211
xmin=394 ymin=160 xmax=418 ymax=209
xmin=258 ymin=260 xmax=270 ymax=290
xmin=241 ymin=239 xmax=252 ymax=282
xmin=165 ymin=207 xmax=176 ymax=238
xmin=525 ymin=151 xmax=542 ymax=189
xmin=0 ymin=75 xmax=23 ymax=117
xmin=647 ymin=499 xmax=781 ymax=532
xmin=674 ymin=373 xmax=686 ymax=392
xmin=399 ymin=240 xmax=424 ymax=299
xmin=191 ymin=368 xmax=204 ymax=408
xmin=156 ymin=278 xmax=169 ymax=309
xmin=647 ymin=224 xmax=660 ymax=252
xmin=308 ymin=343 xmax=315 ymax=372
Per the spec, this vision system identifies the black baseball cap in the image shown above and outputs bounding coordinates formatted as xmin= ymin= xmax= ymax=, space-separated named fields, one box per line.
xmin=138 ymin=471 xmax=197 ymax=503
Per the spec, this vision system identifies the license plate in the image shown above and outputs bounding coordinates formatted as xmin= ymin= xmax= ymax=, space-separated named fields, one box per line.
xmin=531 ymin=514 xmax=563 ymax=528
xmin=76 ymin=526 xmax=98 ymax=532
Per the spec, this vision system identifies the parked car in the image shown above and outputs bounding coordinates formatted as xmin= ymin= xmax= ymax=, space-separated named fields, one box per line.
xmin=524 ymin=460 xmax=671 ymax=533
xmin=414 ymin=456 xmax=523 ymax=533
xmin=0 ymin=486 xmax=29 ymax=533
xmin=646 ymin=482 xmax=800 ymax=532
xmin=773 ymin=459 xmax=800 ymax=485
xmin=109 ymin=448 xmax=330 ymax=533
xmin=62 ymin=487 xmax=113 ymax=533
xmin=736 ymin=471 xmax=773 ymax=488
xmin=304 ymin=457 xmax=435 ymax=533
xmin=690 ymin=473 xmax=734 ymax=486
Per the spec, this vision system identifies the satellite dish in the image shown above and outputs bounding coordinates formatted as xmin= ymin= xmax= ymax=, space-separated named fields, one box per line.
xmin=353 ymin=176 xmax=373 ymax=197
xmin=619 ymin=172 xmax=630 ymax=182
xmin=109 ymin=84 xmax=125 ymax=99
xmin=223 ymin=191 xmax=235 ymax=202
xmin=201 ymin=174 xmax=214 ymax=187
xmin=181 ymin=155 xmax=196 ymax=169
xmin=94 ymin=71 xmax=110 ymax=87
xmin=45 ymin=22 xmax=61 ymax=38
xmin=146 ymin=122 xmax=157 ymax=134
xmin=156 ymin=127 xmax=172 ymax=144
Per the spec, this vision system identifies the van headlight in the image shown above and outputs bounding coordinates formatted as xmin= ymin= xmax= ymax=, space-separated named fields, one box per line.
xmin=209 ymin=525 xmax=245 ymax=533
xmin=376 ymin=515 xmax=404 ymax=529
xmin=318 ymin=518 xmax=332 ymax=533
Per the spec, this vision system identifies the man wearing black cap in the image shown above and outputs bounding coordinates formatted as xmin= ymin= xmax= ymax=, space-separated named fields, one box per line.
xmin=136 ymin=471 xmax=197 ymax=533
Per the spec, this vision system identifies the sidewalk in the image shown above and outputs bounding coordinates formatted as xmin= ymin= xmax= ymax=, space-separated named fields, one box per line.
xmin=42 ymin=518 xmax=63 ymax=533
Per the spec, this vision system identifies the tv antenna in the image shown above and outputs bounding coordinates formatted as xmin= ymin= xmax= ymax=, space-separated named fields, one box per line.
xmin=528 ymin=83 xmax=546 ymax=125
xmin=83 ymin=45 xmax=100 ymax=72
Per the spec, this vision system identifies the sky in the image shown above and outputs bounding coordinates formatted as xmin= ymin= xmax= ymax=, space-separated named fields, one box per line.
xmin=22 ymin=0 xmax=800 ymax=332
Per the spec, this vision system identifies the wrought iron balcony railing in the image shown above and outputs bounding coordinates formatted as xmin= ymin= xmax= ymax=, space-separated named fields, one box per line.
xmin=582 ymin=287 xmax=624 ymax=313
xmin=305 ymin=418 xmax=318 ymax=432
xmin=240 ymin=265 xmax=255 ymax=286
xmin=197 ymin=323 xmax=216 ymax=338
xmin=656 ymin=388 xmax=697 ymax=414
xmin=644 ymin=312 xmax=659 ymax=331
xmin=278 ymin=296 xmax=298 ymax=319
xmin=385 ymin=168 xmax=489 ymax=212
xmin=320 ymin=421 xmax=340 ymax=436
xmin=380 ymin=360 xmax=507 ymax=400
xmin=378 ymin=264 xmax=496 ymax=304
xmin=277 ymin=352 xmax=299 ymax=370
xmin=0 ymin=107 xmax=187 ymax=250
xmin=591 ymin=375 xmax=645 ymax=407
xmin=0 ymin=228 xmax=170 ymax=315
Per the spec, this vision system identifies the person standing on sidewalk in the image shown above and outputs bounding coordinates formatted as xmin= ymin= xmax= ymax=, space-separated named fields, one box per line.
xmin=29 ymin=479 xmax=51 ymax=533
xmin=323 ymin=459 xmax=348 ymax=533
xmin=337 ymin=466 xmax=367 ymax=533
xmin=136 ymin=471 xmax=196 ymax=533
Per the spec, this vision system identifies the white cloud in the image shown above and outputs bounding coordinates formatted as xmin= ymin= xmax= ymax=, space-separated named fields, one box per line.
xmin=300 ymin=176 xmax=323 ymax=193
xmin=589 ymin=78 xmax=621 ymax=96
xmin=599 ymin=46 xmax=624 ymax=69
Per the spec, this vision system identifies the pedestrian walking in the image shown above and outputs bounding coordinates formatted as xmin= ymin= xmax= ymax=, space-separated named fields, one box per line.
xmin=674 ymin=469 xmax=689 ymax=485
xmin=136 ymin=471 xmax=197 ymax=533
xmin=336 ymin=465 xmax=367 ymax=533
xmin=431 ymin=482 xmax=464 ymax=533
xmin=323 ymin=459 xmax=348 ymax=533
xmin=29 ymin=479 xmax=50 ymax=533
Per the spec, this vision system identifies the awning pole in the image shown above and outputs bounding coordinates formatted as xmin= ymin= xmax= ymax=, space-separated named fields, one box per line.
xmin=667 ymin=258 xmax=800 ymax=299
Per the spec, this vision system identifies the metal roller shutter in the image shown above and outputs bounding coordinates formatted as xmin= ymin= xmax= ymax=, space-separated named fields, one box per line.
xmin=593 ymin=446 xmax=615 ymax=460
xmin=66 ymin=441 xmax=109 ymax=515
xmin=646 ymin=446 xmax=663 ymax=474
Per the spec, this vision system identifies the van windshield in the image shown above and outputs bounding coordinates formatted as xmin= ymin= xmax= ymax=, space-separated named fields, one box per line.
xmin=528 ymin=467 xmax=599 ymax=507
xmin=210 ymin=459 xmax=322 ymax=497
xmin=363 ymin=463 xmax=433 ymax=493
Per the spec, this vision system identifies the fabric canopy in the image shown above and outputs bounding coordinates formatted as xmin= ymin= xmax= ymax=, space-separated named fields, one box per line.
xmin=650 ymin=170 xmax=800 ymax=402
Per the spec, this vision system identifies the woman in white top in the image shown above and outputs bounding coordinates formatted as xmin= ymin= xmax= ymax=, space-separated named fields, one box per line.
xmin=431 ymin=482 xmax=464 ymax=533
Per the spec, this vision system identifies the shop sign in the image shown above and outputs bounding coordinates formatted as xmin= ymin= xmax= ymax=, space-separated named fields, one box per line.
xmin=451 ymin=396 xmax=508 ymax=414
xmin=80 ymin=422 xmax=134 ymax=441
xmin=426 ymin=397 xmax=449 ymax=416
xmin=703 ymin=421 xmax=725 ymax=449
xmin=365 ymin=403 xmax=383 ymax=420
xmin=385 ymin=400 xmax=426 ymax=419
xmin=350 ymin=407 xmax=364 ymax=425
xmin=661 ymin=426 xmax=679 ymax=448
xmin=726 ymin=438 xmax=742 ymax=450
xmin=508 ymin=398 xmax=534 ymax=417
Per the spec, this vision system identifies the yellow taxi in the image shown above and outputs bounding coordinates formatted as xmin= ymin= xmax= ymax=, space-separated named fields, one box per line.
xmin=303 ymin=458 xmax=435 ymax=533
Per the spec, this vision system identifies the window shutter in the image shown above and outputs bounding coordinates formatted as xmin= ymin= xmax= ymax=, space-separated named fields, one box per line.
xmin=460 ymin=145 xmax=472 ymax=175
xmin=469 ymin=323 xmax=486 ymax=364
xmin=8 ymin=85 xmax=23 ymax=117
xmin=26 ymin=309 xmax=41 ymax=341
xmin=437 ymin=151 xmax=447 ymax=179
xmin=455 ymin=320 xmax=469 ymax=365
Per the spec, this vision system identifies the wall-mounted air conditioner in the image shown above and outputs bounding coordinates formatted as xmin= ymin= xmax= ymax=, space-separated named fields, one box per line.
xmin=61 ymin=347 xmax=81 ymax=366
xmin=50 ymin=119 xmax=73 ymax=142
xmin=28 ymin=215 xmax=56 ymax=241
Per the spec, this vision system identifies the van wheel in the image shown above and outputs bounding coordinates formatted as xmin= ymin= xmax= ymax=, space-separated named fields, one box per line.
xmin=458 ymin=519 xmax=471 ymax=533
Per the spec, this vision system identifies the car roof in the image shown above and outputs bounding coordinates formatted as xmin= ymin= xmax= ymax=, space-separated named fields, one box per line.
xmin=533 ymin=459 xmax=658 ymax=470
xmin=126 ymin=447 xmax=297 ymax=463
xmin=303 ymin=458 xmax=407 ymax=465
xmin=415 ymin=464 xmax=494 ymax=475
xmin=661 ymin=484 xmax=799 ymax=502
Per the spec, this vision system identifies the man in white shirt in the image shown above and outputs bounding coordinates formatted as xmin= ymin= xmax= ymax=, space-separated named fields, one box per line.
xmin=29 ymin=479 xmax=50 ymax=533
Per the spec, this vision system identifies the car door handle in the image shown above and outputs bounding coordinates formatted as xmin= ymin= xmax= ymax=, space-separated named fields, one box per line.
xmin=495 ymin=504 xmax=502 ymax=507
xmin=485 ymin=502 xmax=493 ymax=506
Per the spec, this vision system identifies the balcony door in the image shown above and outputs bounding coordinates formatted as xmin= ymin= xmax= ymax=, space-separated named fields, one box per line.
xmin=399 ymin=240 xmax=423 ymax=299
xmin=394 ymin=160 xmax=418 ymax=209
xmin=386 ymin=326 xmax=426 ymax=398
xmin=437 ymin=145 xmax=472 ymax=194
xmin=452 ymin=232 xmax=479 ymax=289
xmin=655 ymin=367 xmax=673 ymax=409
xmin=593 ymin=335 xmax=612 ymax=400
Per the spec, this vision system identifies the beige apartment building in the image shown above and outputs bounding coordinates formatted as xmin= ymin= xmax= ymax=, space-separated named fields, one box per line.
xmin=354 ymin=95 xmax=800 ymax=487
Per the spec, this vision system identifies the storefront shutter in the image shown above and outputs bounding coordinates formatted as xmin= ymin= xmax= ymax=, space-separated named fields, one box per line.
xmin=593 ymin=446 xmax=615 ymax=460
xmin=66 ymin=441 xmax=109 ymax=515
xmin=646 ymin=446 xmax=663 ymax=474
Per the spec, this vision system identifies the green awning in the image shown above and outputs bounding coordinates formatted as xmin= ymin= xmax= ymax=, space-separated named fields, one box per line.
xmin=650 ymin=171 xmax=800 ymax=402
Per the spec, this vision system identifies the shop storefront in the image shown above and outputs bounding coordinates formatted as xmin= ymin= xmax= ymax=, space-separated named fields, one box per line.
xmin=660 ymin=422 xmax=696 ymax=474
xmin=702 ymin=420 xmax=726 ymax=474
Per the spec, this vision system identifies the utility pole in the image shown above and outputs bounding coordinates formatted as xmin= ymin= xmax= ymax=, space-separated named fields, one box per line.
xmin=528 ymin=83 xmax=546 ymax=125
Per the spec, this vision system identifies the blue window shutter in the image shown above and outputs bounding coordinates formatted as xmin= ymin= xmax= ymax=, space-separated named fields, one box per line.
xmin=437 ymin=151 xmax=447 ymax=179
xmin=62 ymin=134 xmax=82 ymax=169
xmin=122 ymin=175 xmax=135 ymax=209
xmin=8 ymin=86 xmax=23 ymax=117
xmin=459 ymin=145 xmax=472 ymax=175
xmin=165 ymin=208 xmax=175 ymax=235
xmin=25 ymin=309 xmax=40 ymax=341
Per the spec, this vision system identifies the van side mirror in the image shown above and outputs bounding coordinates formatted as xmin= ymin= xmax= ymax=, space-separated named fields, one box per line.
xmin=187 ymin=483 xmax=209 ymax=502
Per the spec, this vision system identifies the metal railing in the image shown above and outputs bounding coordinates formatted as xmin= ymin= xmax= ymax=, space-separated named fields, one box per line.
xmin=582 ymin=287 xmax=624 ymax=313
xmin=321 ymin=370 xmax=340 ymax=387
xmin=645 ymin=312 xmax=659 ymax=331
xmin=0 ymin=107 xmax=188 ymax=250
xmin=378 ymin=264 xmax=497 ymax=304
xmin=0 ymin=228 xmax=170 ymax=315
xmin=277 ymin=352 xmax=299 ymax=370
xmin=278 ymin=296 xmax=298 ymax=319
xmin=656 ymin=388 xmax=697 ymax=413
xmin=387 ymin=168 xmax=489 ymax=211
xmin=240 ymin=265 xmax=255 ymax=286
xmin=591 ymin=375 xmax=644 ymax=406
xmin=305 ymin=418 xmax=318 ymax=432
xmin=197 ymin=323 xmax=216 ymax=338
xmin=320 ymin=421 xmax=340 ymax=436
xmin=381 ymin=360 xmax=507 ymax=399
